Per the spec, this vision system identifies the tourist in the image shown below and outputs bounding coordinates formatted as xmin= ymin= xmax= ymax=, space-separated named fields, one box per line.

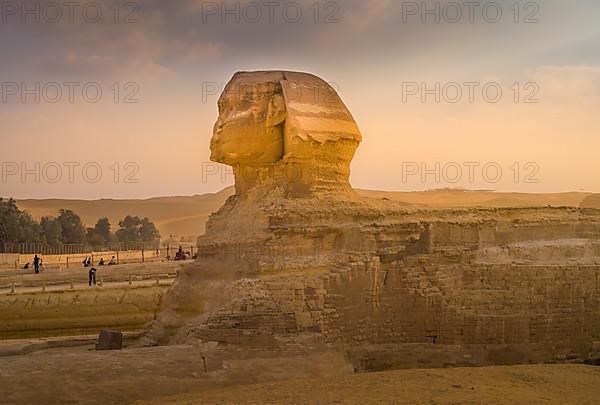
xmin=108 ymin=256 xmax=117 ymax=266
xmin=88 ymin=267 xmax=97 ymax=286
xmin=175 ymin=246 xmax=186 ymax=261
xmin=98 ymin=258 xmax=105 ymax=266
xmin=33 ymin=255 xmax=40 ymax=274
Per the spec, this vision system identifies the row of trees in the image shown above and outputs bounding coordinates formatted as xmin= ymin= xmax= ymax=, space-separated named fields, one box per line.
xmin=0 ymin=198 xmax=160 ymax=248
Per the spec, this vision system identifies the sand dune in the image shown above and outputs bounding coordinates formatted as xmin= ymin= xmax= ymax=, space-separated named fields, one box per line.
xmin=14 ymin=188 xmax=596 ymax=239
xmin=16 ymin=188 xmax=233 ymax=239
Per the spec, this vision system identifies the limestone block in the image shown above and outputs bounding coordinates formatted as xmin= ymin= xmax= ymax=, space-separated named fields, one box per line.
xmin=96 ymin=330 xmax=123 ymax=351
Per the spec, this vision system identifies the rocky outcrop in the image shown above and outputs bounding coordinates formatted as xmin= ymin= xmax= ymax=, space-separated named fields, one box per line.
xmin=153 ymin=71 xmax=600 ymax=369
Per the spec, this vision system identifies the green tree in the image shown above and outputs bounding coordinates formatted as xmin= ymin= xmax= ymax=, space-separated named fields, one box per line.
xmin=86 ymin=227 xmax=104 ymax=248
xmin=94 ymin=217 xmax=112 ymax=243
xmin=139 ymin=217 xmax=160 ymax=241
xmin=56 ymin=209 xmax=86 ymax=244
xmin=0 ymin=198 xmax=42 ymax=244
xmin=116 ymin=215 xmax=140 ymax=243
xmin=40 ymin=217 xmax=62 ymax=244
xmin=86 ymin=217 xmax=112 ymax=247
xmin=116 ymin=215 xmax=160 ymax=243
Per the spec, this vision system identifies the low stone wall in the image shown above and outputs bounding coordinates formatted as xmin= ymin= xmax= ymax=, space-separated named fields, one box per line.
xmin=0 ymin=254 xmax=19 ymax=266
xmin=0 ymin=285 xmax=167 ymax=340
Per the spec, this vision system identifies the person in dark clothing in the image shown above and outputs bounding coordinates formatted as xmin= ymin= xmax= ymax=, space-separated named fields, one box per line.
xmin=23 ymin=263 xmax=30 ymax=270
xmin=88 ymin=268 xmax=97 ymax=286
xmin=175 ymin=246 xmax=186 ymax=261
xmin=98 ymin=258 xmax=105 ymax=266
xmin=33 ymin=255 xmax=40 ymax=274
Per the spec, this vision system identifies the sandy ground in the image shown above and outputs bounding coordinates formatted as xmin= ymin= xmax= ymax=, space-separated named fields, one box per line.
xmin=143 ymin=364 xmax=600 ymax=405
xmin=0 ymin=260 xmax=184 ymax=292
xmin=1 ymin=341 xmax=599 ymax=404
xmin=0 ymin=276 xmax=174 ymax=295
xmin=0 ymin=344 xmax=352 ymax=404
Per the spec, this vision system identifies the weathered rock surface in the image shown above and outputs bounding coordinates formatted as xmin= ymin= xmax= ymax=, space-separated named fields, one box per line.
xmin=153 ymin=71 xmax=600 ymax=370
xmin=0 ymin=285 xmax=167 ymax=338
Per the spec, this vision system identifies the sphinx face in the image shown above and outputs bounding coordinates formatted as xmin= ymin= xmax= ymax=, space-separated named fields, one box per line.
xmin=210 ymin=78 xmax=286 ymax=166
xmin=209 ymin=71 xmax=362 ymax=196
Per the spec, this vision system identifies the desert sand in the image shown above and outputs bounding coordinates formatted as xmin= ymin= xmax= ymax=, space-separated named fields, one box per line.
xmin=16 ymin=188 xmax=233 ymax=239
xmin=143 ymin=364 xmax=600 ymax=405
xmin=0 ymin=340 xmax=598 ymax=404
xmin=0 ymin=340 xmax=599 ymax=405
xmin=17 ymin=188 xmax=597 ymax=239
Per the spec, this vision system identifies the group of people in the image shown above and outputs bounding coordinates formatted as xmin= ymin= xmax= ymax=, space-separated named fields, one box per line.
xmin=82 ymin=256 xmax=117 ymax=267
xmin=22 ymin=255 xmax=44 ymax=273
xmin=83 ymin=256 xmax=116 ymax=286
xmin=22 ymin=255 xmax=98 ymax=286
xmin=24 ymin=255 xmax=119 ymax=272
xmin=84 ymin=256 xmax=118 ymax=286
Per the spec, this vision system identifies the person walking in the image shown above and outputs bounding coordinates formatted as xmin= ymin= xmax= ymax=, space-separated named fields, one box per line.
xmin=33 ymin=255 xmax=40 ymax=274
xmin=88 ymin=267 xmax=97 ymax=286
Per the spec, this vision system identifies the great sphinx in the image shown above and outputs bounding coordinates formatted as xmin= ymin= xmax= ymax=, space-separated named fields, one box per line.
xmin=151 ymin=71 xmax=600 ymax=371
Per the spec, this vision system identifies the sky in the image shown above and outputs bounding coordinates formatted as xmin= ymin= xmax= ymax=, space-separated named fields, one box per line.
xmin=1 ymin=0 xmax=599 ymax=199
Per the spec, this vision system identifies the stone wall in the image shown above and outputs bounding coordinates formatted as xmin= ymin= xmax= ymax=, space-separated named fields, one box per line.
xmin=170 ymin=213 xmax=600 ymax=370
xmin=181 ymin=259 xmax=600 ymax=369
xmin=0 ymin=286 xmax=167 ymax=339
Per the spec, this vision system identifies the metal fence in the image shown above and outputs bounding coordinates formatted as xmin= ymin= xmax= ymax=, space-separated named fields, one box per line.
xmin=0 ymin=242 xmax=196 ymax=269
xmin=1 ymin=241 xmax=160 ymax=255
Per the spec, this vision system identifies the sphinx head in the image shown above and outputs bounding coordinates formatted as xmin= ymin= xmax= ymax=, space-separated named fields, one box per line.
xmin=210 ymin=71 xmax=362 ymax=196
xmin=211 ymin=72 xmax=287 ymax=165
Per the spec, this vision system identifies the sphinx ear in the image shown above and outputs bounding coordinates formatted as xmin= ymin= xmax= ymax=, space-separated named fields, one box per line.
xmin=267 ymin=94 xmax=287 ymax=127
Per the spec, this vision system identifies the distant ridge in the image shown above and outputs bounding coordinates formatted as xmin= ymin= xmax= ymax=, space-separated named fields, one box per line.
xmin=581 ymin=194 xmax=600 ymax=209
xmin=12 ymin=188 xmax=592 ymax=239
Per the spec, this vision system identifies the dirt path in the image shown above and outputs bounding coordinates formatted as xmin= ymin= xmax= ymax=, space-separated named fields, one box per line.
xmin=1 ymin=341 xmax=599 ymax=404
xmin=144 ymin=363 xmax=600 ymax=404
xmin=0 ymin=277 xmax=175 ymax=295
xmin=0 ymin=260 xmax=184 ymax=295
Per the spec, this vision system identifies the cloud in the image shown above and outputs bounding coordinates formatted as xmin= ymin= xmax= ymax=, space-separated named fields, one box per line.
xmin=533 ymin=65 xmax=600 ymax=104
xmin=3 ymin=0 xmax=224 ymax=81
xmin=344 ymin=0 xmax=391 ymax=30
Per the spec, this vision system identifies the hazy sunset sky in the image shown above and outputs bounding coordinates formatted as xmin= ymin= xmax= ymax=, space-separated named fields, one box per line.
xmin=1 ymin=0 xmax=599 ymax=199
